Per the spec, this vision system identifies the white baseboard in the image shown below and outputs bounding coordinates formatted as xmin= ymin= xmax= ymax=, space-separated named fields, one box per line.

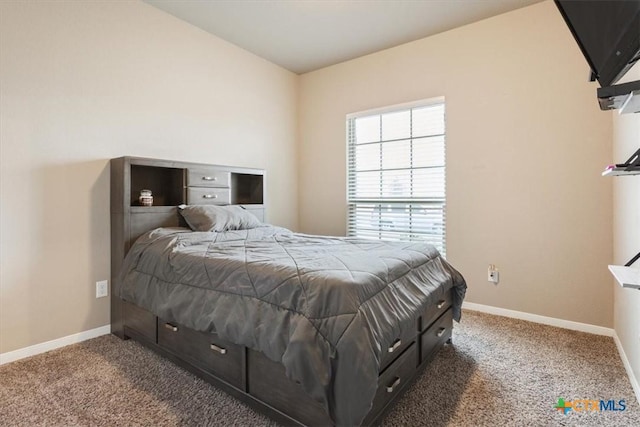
xmin=462 ymin=301 xmax=614 ymax=336
xmin=613 ymin=333 xmax=640 ymax=405
xmin=0 ymin=325 xmax=110 ymax=366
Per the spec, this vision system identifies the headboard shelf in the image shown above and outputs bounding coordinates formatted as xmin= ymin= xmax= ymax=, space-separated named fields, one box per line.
xmin=130 ymin=164 xmax=185 ymax=206
xmin=111 ymin=156 xmax=266 ymax=338
xmin=231 ymin=173 xmax=264 ymax=204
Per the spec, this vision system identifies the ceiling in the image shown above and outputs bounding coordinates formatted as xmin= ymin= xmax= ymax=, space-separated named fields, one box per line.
xmin=144 ymin=0 xmax=544 ymax=74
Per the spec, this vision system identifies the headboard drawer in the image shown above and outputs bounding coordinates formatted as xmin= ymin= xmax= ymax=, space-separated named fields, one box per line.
xmin=187 ymin=187 xmax=231 ymax=205
xmin=187 ymin=168 xmax=230 ymax=188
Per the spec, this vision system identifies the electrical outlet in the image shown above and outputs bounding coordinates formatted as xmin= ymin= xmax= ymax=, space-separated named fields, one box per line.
xmin=96 ymin=280 xmax=108 ymax=298
xmin=488 ymin=265 xmax=499 ymax=284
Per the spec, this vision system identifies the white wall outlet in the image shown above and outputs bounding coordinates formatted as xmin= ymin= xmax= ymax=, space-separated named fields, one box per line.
xmin=488 ymin=264 xmax=499 ymax=284
xmin=96 ymin=280 xmax=109 ymax=298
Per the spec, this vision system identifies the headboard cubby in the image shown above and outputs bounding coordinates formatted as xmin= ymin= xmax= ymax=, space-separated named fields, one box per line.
xmin=232 ymin=173 xmax=264 ymax=205
xmin=110 ymin=156 xmax=265 ymax=338
xmin=130 ymin=165 xmax=184 ymax=206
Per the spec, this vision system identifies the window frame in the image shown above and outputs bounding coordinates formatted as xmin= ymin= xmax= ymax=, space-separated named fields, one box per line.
xmin=346 ymin=97 xmax=446 ymax=255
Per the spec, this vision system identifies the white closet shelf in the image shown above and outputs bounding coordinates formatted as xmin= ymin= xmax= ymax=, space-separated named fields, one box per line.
xmin=608 ymin=265 xmax=640 ymax=290
xmin=603 ymin=148 xmax=640 ymax=176
xmin=602 ymin=166 xmax=640 ymax=176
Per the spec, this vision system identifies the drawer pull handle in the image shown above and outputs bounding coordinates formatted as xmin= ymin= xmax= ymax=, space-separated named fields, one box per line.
xmin=210 ymin=344 xmax=227 ymax=355
xmin=202 ymin=194 xmax=218 ymax=199
xmin=202 ymin=176 xmax=217 ymax=181
xmin=386 ymin=377 xmax=401 ymax=393
xmin=437 ymin=300 xmax=446 ymax=309
xmin=388 ymin=339 xmax=402 ymax=353
xmin=164 ymin=323 xmax=178 ymax=332
xmin=436 ymin=327 xmax=446 ymax=338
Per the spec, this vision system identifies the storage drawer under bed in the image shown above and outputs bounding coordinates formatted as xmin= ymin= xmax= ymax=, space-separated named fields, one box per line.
xmin=420 ymin=308 xmax=453 ymax=364
xmin=364 ymin=342 xmax=418 ymax=424
xmin=248 ymin=349 xmax=332 ymax=427
xmin=158 ymin=318 xmax=243 ymax=389
xmin=379 ymin=325 xmax=416 ymax=373
xmin=420 ymin=288 xmax=452 ymax=331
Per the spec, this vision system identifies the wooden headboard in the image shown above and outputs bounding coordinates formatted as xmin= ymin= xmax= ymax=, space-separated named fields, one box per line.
xmin=110 ymin=156 xmax=265 ymax=338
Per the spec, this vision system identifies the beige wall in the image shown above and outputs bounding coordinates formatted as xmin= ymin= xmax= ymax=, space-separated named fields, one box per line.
xmin=0 ymin=1 xmax=298 ymax=354
xmin=612 ymin=63 xmax=640 ymax=390
xmin=298 ymin=1 xmax=614 ymax=327
xmin=0 ymin=0 xmax=621 ymax=356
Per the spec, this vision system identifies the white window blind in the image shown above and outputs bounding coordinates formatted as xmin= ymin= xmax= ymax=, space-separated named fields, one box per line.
xmin=347 ymin=100 xmax=446 ymax=255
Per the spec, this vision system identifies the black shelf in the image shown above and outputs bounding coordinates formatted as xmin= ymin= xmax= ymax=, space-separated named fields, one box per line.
xmin=598 ymin=80 xmax=640 ymax=114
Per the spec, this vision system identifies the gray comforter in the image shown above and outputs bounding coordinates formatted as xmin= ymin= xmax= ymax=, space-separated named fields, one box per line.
xmin=119 ymin=226 xmax=467 ymax=426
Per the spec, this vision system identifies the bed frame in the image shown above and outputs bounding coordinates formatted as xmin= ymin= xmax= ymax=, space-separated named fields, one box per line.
xmin=110 ymin=156 xmax=454 ymax=426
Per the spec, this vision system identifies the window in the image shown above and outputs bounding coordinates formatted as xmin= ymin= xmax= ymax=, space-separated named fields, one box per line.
xmin=347 ymin=99 xmax=446 ymax=255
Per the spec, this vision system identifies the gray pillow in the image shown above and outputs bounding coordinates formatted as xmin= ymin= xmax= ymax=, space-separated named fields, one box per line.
xmin=178 ymin=205 xmax=263 ymax=232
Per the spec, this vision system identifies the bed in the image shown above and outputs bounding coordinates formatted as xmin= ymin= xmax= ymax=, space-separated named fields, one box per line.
xmin=110 ymin=156 xmax=467 ymax=426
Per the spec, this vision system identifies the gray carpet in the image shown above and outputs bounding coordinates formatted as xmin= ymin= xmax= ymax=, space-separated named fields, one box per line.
xmin=1 ymin=310 xmax=638 ymax=426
